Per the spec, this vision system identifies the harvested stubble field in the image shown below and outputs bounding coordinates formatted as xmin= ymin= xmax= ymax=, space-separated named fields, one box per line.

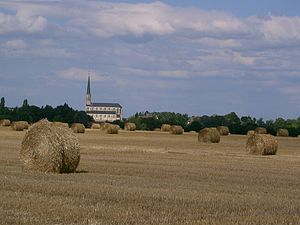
xmin=0 ymin=127 xmax=299 ymax=225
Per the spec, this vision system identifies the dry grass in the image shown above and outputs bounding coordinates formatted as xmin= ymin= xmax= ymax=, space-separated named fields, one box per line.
xmin=11 ymin=121 xmax=24 ymax=131
xmin=53 ymin=121 xmax=69 ymax=128
xmin=198 ymin=128 xmax=220 ymax=143
xmin=20 ymin=119 xmax=80 ymax=173
xmin=247 ymin=130 xmax=255 ymax=136
xmin=217 ymin=126 xmax=229 ymax=136
xmin=255 ymin=127 xmax=267 ymax=134
xmin=106 ymin=124 xmax=119 ymax=134
xmin=0 ymin=119 xmax=10 ymax=126
xmin=125 ymin=122 xmax=136 ymax=131
xmin=71 ymin=123 xmax=85 ymax=133
xmin=246 ymin=134 xmax=278 ymax=155
xmin=0 ymin=127 xmax=299 ymax=225
xmin=277 ymin=128 xmax=289 ymax=137
xmin=170 ymin=125 xmax=184 ymax=135
xmin=91 ymin=123 xmax=100 ymax=129
xmin=161 ymin=124 xmax=171 ymax=132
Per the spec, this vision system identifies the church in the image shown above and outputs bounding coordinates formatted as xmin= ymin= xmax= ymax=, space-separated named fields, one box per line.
xmin=85 ymin=76 xmax=123 ymax=122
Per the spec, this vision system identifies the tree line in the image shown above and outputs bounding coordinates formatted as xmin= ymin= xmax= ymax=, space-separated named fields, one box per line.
xmin=1 ymin=97 xmax=300 ymax=136
xmin=126 ymin=111 xmax=300 ymax=137
xmin=0 ymin=97 xmax=93 ymax=127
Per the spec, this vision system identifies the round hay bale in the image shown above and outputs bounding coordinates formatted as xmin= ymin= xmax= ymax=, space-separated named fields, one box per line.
xmin=255 ymin=127 xmax=267 ymax=134
xmin=198 ymin=128 xmax=220 ymax=143
xmin=170 ymin=125 xmax=184 ymax=135
xmin=19 ymin=121 xmax=29 ymax=129
xmin=161 ymin=124 xmax=171 ymax=132
xmin=0 ymin=119 xmax=11 ymax=126
xmin=247 ymin=130 xmax=255 ymax=136
xmin=106 ymin=124 xmax=119 ymax=134
xmin=20 ymin=119 xmax=80 ymax=173
xmin=91 ymin=123 xmax=100 ymax=129
xmin=246 ymin=134 xmax=278 ymax=155
xmin=53 ymin=122 xmax=69 ymax=128
xmin=100 ymin=123 xmax=110 ymax=131
xmin=125 ymin=122 xmax=136 ymax=131
xmin=71 ymin=123 xmax=85 ymax=133
xmin=11 ymin=121 xmax=24 ymax=131
xmin=217 ymin=126 xmax=229 ymax=136
xmin=277 ymin=129 xmax=289 ymax=137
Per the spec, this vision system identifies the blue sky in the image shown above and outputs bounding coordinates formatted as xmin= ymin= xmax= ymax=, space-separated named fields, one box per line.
xmin=0 ymin=0 xmax=300 ymax=119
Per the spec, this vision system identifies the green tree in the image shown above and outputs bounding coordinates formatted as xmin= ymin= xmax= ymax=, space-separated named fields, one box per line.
xmin=224 ymin=112 xmax=241 ymax=134
xmin=240 ymin=116 xmax=257 ymax=134
xmin=186 ymin=120 xmax=203 ymax=132
xmin=0 ymin=97 xmax=5 ymax=109
xmin=73 ymin=111 xmax=92 ymax=127
xmin=22 ymin=99 xmax=29 ymax=108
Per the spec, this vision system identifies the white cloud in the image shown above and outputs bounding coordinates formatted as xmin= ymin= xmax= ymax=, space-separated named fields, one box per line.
xmin=1 ymin=1 xmax=300 ymax=118
xmin=193 ymin=38 xmax=241 ymax=48
xmin=0 ymin=11 xmax=47 ymax=34
xmin=255 ymin=15 xmax=300 ymax=41
xmin=58 ymin=67 xmax=109 ymax=82
xmin=3 ymin=39 xmax=28 ymax=49
xmin=1 ymin=1 xmax=299 ymax=43
xmin=0 ymin=38 xmax=74 ymax=58
xmin=232 ymin=52 xmax=257 ymax=66
xmin=1 ymin=39 xmax=28 ymax=56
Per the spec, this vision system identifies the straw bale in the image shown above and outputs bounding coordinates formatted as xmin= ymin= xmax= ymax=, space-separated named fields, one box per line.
xmin=198 ymin=128 xmax=220 ymax=143
xmin=91 ymin=123 xmax=100 ymax=129
xmin=19 ymin=121 xmax=29 ymax=129
xmin=154 ymin=128 xmax=161 ymax=132
xmin=170 ymin=125 xmax=184 ymax=135
xmin=20 ymin=119 xmax=80 ymax=173
xmin=255 ymin=127 xmax=267 ymax=134
xmin=125 ymin=122 xmax=136 ymax=131
xmin=106 ymin=124 xmax=119 ymax=134
xmin=71 ymin=123 xmax=85 ymax=133
xmin=100 ymin=123 xmax=110 ymax=131
xmin=161 ymin=124 xmax=171 ymax=132
xmin=247 ymin=130 xmax=255 ymax=136
xmin=53 ymin=122 xmax=69 ymax=128
xmin=11 ymin=121 xmax=24 ymax=131
xmin=246 ymin=134 xmax=278 ymax=155
xmin=0 ymin=119 xmax=11 ymax=126
xmin=217 ymin=126 xmax=229 ymax=136
xmin=276 ymin=129 xmax=289 ymax=137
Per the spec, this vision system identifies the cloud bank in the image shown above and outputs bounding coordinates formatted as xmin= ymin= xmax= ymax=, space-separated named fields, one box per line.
xmin=0 ymin=1 xmax=300 ymax=118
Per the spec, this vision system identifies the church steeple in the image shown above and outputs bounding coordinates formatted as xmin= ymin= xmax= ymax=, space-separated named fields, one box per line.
xmin=87 ymin=75 xmax=91 ymax=95
xmin=86 ymin=74 xmax=91 ymax=106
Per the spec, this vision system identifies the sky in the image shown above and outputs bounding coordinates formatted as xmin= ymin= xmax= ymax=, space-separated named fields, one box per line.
xmin=0 ymin=0 xmax=300 ymax=119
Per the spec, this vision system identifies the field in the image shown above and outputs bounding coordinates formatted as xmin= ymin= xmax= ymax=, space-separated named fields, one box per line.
xmin=0 ymin=126 xmax=299 ymax=225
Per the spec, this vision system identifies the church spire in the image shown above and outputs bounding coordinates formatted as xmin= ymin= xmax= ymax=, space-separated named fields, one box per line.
xmin=87 ymin=73 xmax=91 ymax=95
xmin=86 ymin=73 xmax=91 ymax=106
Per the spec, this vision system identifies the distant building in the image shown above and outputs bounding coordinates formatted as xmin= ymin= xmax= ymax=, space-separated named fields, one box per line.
xmin=85 ymin=76 xmax=123 ymax=122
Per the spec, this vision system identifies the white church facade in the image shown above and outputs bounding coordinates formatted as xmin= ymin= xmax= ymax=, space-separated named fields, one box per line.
xmin=85 ymin=76 xmax=123 ymax=122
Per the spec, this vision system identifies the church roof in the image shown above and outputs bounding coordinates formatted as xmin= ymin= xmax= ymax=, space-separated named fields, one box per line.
xmin=87 ymin=110 xmax=118 ymax=115
xmin=90 ymin=102 xmax=122 ymax=108
xmin=86 ymin=76 xmax=91 ymax=95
